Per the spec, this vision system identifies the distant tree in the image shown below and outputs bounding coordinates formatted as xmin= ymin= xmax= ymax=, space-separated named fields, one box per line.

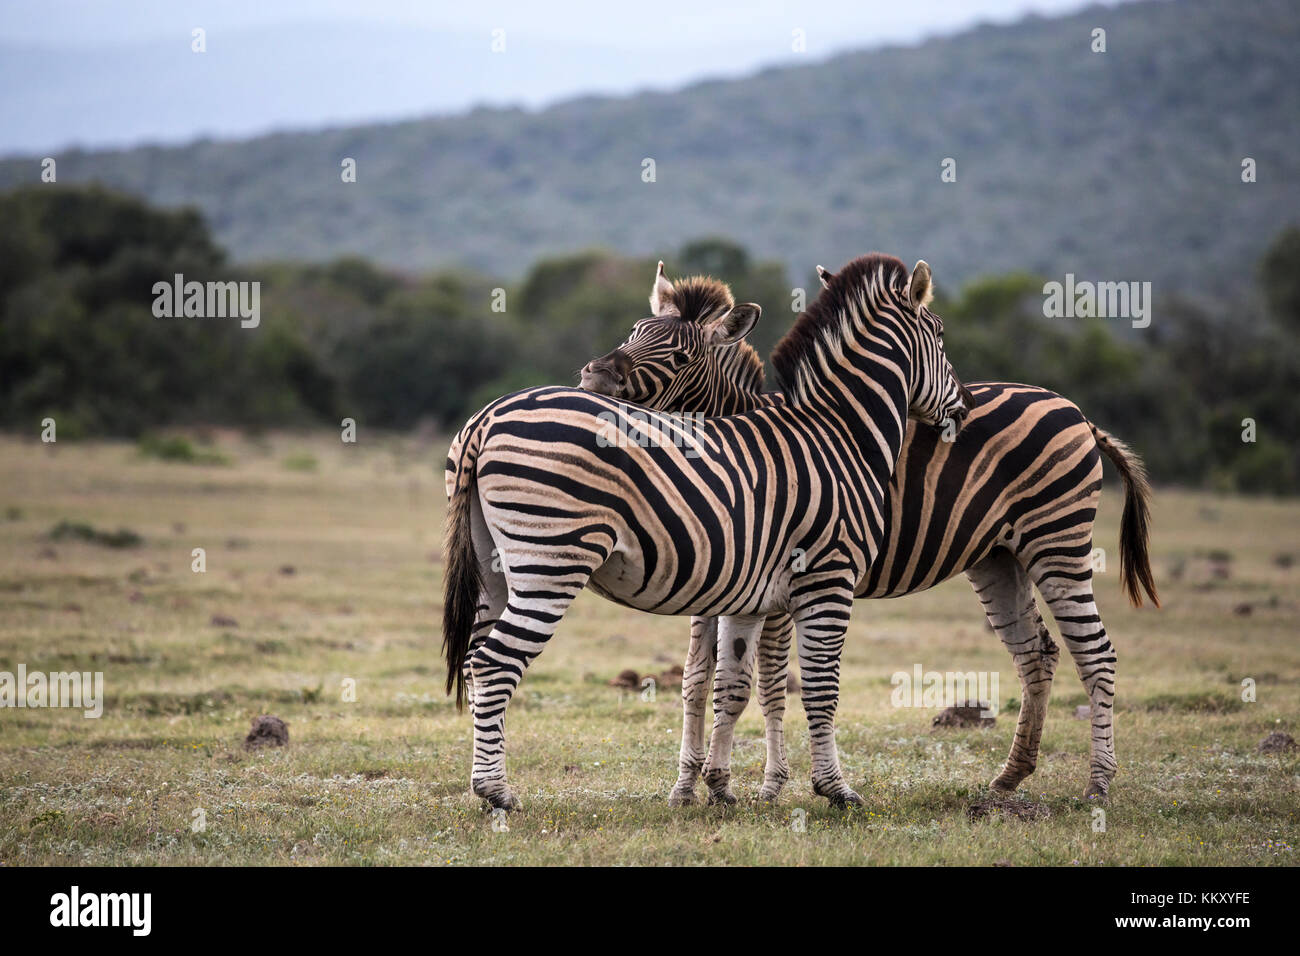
xmin=0 ymin=186 xmax=332 ymax=435
xmin=335 ymin=273 xmax=514 ymax=429
xmin=0 ymin=185 xmax=1295 ymax=493
xmin=1259 ymin=226 xmax=1300 ymax=330
xmin=677 ymin=238 xmax=751 ymax=281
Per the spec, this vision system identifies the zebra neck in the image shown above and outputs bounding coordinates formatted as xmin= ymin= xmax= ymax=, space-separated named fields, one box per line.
xmin=712 ymin=375 xmax=766 ymax=415
xmin=780 ymin=352 xmax=909 ymax=494
xmin=709 ymin=347 xmax=767 ymax=415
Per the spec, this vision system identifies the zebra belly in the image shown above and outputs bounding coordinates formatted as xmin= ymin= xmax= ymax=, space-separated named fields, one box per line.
xmin=587 ymin=555 xmax=791 ymax=619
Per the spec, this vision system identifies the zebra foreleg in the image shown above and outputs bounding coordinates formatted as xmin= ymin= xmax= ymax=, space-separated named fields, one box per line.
xmin=755 ymin=612 xmax=794 ymax=801
xmin=668 ymin=616 xmax=718 ymax=806
xmin=1031 ymin=558 xmax=1117 ymax=801
xmin=794 ymin=589 xmax=863 ymax=808
xmin=700 ymin=615 xmax=764 ymax=804
xmin=965 ymin=550 xmax=1059 ymax=793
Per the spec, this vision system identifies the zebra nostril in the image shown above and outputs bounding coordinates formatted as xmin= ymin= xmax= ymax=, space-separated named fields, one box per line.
xmin=582 ymin=361 xmax=623 ymax=387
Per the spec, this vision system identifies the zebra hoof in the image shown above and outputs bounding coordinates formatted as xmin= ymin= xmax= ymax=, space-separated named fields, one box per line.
xmin=989 ymin=773 xmax=1025 ymax=793
xmin=814 ymin=778 xmax=864 ymax=808
xmin=707 ymin=786 xmax=738 ymax=806
xmin=757 ymin=785 xmax=783 ymax=803
xmin=830 ymin=789 xmax=865 ymax=809
xmin=473 ymin=779 xmax=522 ymax=811
xmin=1084 ymin=782 xmax=1110 ymax=803
xmin=667 ymin=787 xmax=697 ymax=807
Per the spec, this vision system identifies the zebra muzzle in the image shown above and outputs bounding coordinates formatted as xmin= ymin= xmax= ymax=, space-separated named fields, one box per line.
xmin=579 ymin=351 xmax=632 ymax=396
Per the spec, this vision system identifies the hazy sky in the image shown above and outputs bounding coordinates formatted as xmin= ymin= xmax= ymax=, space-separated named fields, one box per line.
xmin=1 ymin=0 xmax=1130 ymax=154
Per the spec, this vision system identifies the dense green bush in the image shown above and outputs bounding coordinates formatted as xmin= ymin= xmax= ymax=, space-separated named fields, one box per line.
xmin=1 ymin=185 xmax=1296 ymax=493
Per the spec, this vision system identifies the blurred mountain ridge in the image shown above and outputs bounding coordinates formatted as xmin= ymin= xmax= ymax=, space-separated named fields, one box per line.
xmin=1 ymin=0 xmax=1296 ymax=299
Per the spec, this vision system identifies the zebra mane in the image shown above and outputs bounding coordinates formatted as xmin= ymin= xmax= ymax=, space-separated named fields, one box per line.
xmin=661 ymin=275 xmax=734 ymax=324
xmin=667 ymin=275 xmax=766 ymax=393
xmin=770 ymin=253 xmax=910 ymax=400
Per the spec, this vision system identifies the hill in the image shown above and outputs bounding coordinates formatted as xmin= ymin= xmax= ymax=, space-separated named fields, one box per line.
xmin=1 ymin=0 xmax=1296 ymax=298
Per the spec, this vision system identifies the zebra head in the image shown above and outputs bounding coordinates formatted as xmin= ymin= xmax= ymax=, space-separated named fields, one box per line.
xmin=780 ymin=256 xmax=973 ymax=431
xmin=896 ymin=260 xmax=973 ymax=429
xmin=579 ymin=262 xmax=762 ymax=411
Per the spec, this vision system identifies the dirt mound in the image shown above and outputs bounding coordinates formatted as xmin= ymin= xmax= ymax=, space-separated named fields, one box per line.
xmin=656 ymin=664 xmax=684 ymax=688
xmin=932 ymin=703 xmax=996 ymax=729
xmin=966 ymin=794 xmax=1050 ymax=823
xmin=608 ymin=669 xmax=640 ymax=690
xmin=1258 ymin=731 xmax=1297 ymax=753
xmin=609 ymin=665 xmax=685 ymax=690
xmin=244 ymin=714 xmax=289 ymax=749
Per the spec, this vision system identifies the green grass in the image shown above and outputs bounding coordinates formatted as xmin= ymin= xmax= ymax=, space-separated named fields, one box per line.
xmin=136 ymin=433 xmax=230 ymax=466
xmin=0 ymin=432 xmax=1297 ymax=865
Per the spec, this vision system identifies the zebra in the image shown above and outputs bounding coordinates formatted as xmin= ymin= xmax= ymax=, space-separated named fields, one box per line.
xmin=443 ymin=253 xmax=971 ymax=810
xmin=579 ymin=262 xmax=1158 ymax=805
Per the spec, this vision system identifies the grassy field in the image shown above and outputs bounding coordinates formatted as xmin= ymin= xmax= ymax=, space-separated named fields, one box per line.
xmin=0 ymin=431 xmax=1297 ymax=866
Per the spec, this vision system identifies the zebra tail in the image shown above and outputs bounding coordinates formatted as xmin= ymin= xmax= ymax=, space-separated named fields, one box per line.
xmin=1089 ymin=422 xmax=1160 ymax=608
xmin=442 ymin=433 xmax=483 ymax=711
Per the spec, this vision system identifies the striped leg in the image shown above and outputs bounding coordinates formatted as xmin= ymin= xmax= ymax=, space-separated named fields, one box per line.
xmin=668 ymin=616 xmax=718 ymax=806
xmin=966 ymin=550 xmax=1060 ymax=792
xmin=701 ymin=615 xmax=764 ymax=804
xmin=463 ymin=569 xmax=508 ymax=722
xmin=468 ymin=573 xmax=591 ymax=811
xmin=1029 ymin=553 xmax=1117 ymax=800
xmin=794 ymin=587 xmax=862 ymax=808
xmin=755 ymin=612 xmax=795 ymax=801
xmin=461 ymin=493 xmax=508 ymax=720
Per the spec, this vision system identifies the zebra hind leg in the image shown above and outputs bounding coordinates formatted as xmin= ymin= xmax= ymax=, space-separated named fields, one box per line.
xmin=1030 ymin=555 xmax=1117 ymax=801
xmin=668 ymin=616 xmax=718 ymax=806
xmin=756 ymin=613 xmax=794 ymax=801
xmin=468 ymin=571 xmax=592 ymax=811
xmin=700 ymin=615 xmax=764 ymax=804
xmin=965 ymin=550 xmax=1059 ymax=793
xmin=463 ymin=534 xmax=508 ymax=721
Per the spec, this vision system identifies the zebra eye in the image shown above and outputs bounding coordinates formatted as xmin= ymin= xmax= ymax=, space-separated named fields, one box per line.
xmin=666 ymin=349 xmax=690 ymax=367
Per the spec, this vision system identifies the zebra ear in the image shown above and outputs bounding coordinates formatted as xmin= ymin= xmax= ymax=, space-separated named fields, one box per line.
xmin=816 ymin=265 xmax=834 ymax=290
xmin=908 ymin=260 xmax=934 ymax=312
xmin=650 ymin=260 xmax=675 ymax=315
xmin=705 ymin=303 xmax=760 ymax=348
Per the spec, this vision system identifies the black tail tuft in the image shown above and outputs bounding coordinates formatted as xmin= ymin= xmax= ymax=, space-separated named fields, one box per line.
xmin=442 ymin=455 xmax=483 ymax=711
xmin=1090 ymin=423 xmax=1160 ymax=608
